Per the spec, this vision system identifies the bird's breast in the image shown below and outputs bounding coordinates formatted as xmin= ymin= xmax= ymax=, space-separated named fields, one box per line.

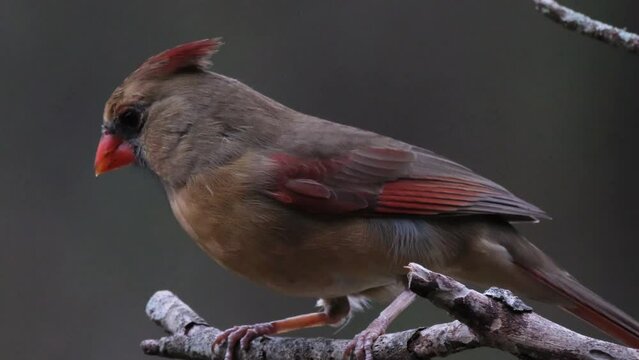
xmin=165 ymin=159 xmax=401 ymax=298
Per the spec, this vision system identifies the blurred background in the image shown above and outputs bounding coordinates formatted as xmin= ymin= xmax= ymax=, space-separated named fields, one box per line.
xmin=2 ymin=1 xmax=638 ymax=359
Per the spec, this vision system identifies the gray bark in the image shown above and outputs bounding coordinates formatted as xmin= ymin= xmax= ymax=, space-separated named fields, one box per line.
xmin=532 ymin=0 xmax=639 ymax=54
xmin=140 ymin=264 xmax=639 ymax=359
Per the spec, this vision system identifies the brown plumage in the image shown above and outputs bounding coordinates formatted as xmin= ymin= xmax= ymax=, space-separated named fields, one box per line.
xmin=95 ymin=39 xmax=639 ymax=359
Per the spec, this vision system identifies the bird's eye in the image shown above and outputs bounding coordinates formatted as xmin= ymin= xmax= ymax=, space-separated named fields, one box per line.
xmin=118 ymin=107 xmax=144 ymax=131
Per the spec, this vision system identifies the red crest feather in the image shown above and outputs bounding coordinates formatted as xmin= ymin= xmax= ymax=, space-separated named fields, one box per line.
xmin=132 ymin=38 xmax=222 ymax=79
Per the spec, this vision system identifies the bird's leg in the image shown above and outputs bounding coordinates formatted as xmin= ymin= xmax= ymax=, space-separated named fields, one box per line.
xmin=214 ymin=296 xmax=350 ymax=360
xmin=345 ymin=290 xmax=416 ymax=360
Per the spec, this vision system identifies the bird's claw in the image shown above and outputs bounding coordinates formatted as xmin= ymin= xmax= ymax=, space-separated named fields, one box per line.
xmin=213 ymin=322 xmax=275 ymax=360
xmin=343 ymin=320 xmax=386 ymax=360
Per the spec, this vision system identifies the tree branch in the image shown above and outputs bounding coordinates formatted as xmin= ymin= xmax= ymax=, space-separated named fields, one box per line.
xmin=532 ymin=0 xmax=639 ymax=54
xmin=140 ymin=264 xmax=638 ymax=359
xmin=406 ymin=263 xmax=638 ymax=359
xmin=140 ymin=290 xmax=477 ymax=360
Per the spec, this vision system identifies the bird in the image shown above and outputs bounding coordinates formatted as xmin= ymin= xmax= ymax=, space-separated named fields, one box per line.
xmin=94 ymin=39 xmax=639 ymax=359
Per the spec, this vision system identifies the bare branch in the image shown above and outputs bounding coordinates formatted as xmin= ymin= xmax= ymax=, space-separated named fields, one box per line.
xmin=140 ymin=290 xmax=478 ymax=359
xmin=407 ymin=263 xmax=639 ymax=359
xmin=532 ymin=0 xmax=639 ymax=54
xmin=141 ymin=265 xmax=639 ymax=360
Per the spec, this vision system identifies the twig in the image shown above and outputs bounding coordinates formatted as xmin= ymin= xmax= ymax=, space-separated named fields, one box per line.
xmin=532 ymin=0 xmax=639 ymax=54
xmin=141 ymin=265 xmax=639 ymax=359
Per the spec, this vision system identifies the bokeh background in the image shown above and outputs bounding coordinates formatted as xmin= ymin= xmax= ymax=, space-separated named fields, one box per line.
xmin=2 ymin=1 xmax=638 ymax=359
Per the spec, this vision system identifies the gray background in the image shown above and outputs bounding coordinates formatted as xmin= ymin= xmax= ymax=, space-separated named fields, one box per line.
xmin=1 ymin=1 xmax=638 ymax=359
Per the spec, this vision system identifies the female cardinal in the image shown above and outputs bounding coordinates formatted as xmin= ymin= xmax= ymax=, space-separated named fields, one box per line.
xmin=95 ymin=39 xmax=639 ymax=359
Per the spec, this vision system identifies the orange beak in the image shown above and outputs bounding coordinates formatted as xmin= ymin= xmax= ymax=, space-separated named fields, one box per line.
xmin=94 ymin=134 xmax=135 ymax=176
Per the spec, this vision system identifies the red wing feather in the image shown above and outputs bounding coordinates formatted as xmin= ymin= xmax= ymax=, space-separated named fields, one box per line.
xmin=266 ymin=146 xmax=547 ymax=221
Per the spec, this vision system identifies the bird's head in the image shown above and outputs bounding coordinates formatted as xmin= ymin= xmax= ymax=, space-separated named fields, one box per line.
xmin=95 ymin=38 xmax=228 ymax=185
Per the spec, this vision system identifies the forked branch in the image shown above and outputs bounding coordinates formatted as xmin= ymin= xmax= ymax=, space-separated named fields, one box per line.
xmin=140 ymin=264 xmax=638 ymax=359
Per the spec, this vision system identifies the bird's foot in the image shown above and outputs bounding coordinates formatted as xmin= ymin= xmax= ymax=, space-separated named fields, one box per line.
xmin=213 ymin=322 xmax=276 ymax=360
xmin=343 ymin=318 xmax=388 ymax=360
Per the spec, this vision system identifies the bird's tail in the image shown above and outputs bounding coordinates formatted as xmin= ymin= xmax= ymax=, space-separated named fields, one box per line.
xmin=521 ymin=265 xmax=639 ymax=348
xmin=438 ymin=219 xmax=639 ymax=347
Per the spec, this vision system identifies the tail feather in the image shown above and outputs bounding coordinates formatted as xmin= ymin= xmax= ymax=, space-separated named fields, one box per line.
xmin=524 ymin=266 xmax=639 ymax=348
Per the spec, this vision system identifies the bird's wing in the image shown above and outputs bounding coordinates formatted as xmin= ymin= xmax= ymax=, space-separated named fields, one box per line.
xmin=263 ymin=145 xmax=548 ymax=222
